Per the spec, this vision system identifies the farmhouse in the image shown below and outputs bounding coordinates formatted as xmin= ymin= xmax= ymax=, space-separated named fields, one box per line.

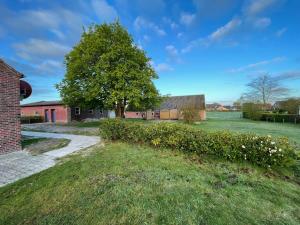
xmin=0 ymin=59 xmax=31 ymax=154
xmin=157 ymin=95 xmax=206 ymax=120
xmin=21 ymin=101 xmax=115 ymax=123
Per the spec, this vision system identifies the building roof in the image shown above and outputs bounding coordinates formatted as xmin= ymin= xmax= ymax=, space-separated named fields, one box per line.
xmin=0 ymin=58 xmax=24 ymax=78
xmin=21 ymin=100 xmax=64 ymax=107
xmin=159 ymin=95 xmax=205 ymax=110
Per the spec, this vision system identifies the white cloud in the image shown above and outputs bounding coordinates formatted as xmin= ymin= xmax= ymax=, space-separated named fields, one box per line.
xmin=209 ymin=18 xmax=242 ymax=42
xmin=50 ymin=29 xmax=65 ymax=39
xmin=244 ymin=0 xmax=278 ymax=17
xmin=180 ymin=12 xmax=196 ymax=26
xmin=155 ymin=63 xmax=174 ymax=72
xmin=143 ymin=35 xmax=150 ymax=42
xmin=177 ymin=32 xmax=183 ymax=38
xmin=92 ymin=0 xmax=118 ymax=22
xmin=163 ymin=17 xmax=178 ymax=29
xmin=36 ymin=60 xmax=64 ymax=75
xmin=165 ymin=45 xmax=178 ymax=57
xmin=0 ymin=6 xmax=88 ymax=42
xmin=252 ymin=17 xmax=271 ymax=28
xmin=165 ymin=45 xmax=182 ymax=63
xmin=21 ymin=9 xmax=61 ymax=29
xmin=13 ymin=38 xmax=70 ymax=61
xmin=275 ymin=71 xmax=300 ymax=80
xmin=181 ymin=17 xmax=243 ymax=53
xmin=228 ymin=56 xmax=286 ymax=73
xmin=150 ymin=61 xmax=173 ymax=72
xmin=134 ymin=17 xmax=166 ymax=36
xmin=276 ymin=27 xmax=287 ymax=37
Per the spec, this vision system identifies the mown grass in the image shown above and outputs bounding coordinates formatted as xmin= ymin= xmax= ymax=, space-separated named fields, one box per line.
xmin=198 ymin=112 xmax=300 ymax=147
xmin=1 ymin=142 xmax=299 ymax=225
xmin=21 ymin=137 xmax=48 ymax=148
xmin=22 ymin=137 xmax=70 ymax=155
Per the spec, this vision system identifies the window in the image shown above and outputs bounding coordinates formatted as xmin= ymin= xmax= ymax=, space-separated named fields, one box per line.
xmin=99 ymin=110 xmax=103 ymax=115
xmin=35 ymin=111 xmax=39 ymax=115
xmin=88 ymin=109 xmax=94 ymax=114
xmin=75 ymin=107 xmax=80 ymax=115
xmin=136 ymin=112 xmax=139 ymax=115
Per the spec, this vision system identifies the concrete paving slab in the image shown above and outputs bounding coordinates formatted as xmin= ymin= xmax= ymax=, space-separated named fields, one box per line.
xmin=0 ymin=132 xmax=100 ymax=187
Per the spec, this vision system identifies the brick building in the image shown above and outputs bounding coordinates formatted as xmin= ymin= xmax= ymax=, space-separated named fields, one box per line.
xmin=0 ymin=59 xmax=24 ymax=154
xmin=21 ymin=101 xmax=115 ymax=123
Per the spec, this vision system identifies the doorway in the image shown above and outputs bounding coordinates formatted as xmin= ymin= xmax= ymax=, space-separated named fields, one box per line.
xmin=44 ymin=109 xmax=49 ymax=122
xmin=51 ymin=109 xmax=56 ymax=123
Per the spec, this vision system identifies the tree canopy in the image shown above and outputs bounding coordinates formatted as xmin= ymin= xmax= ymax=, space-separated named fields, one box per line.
xmin=57 ymin=21 xmax=160 ymax=117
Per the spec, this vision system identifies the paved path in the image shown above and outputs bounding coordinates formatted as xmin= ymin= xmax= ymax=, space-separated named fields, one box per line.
xmin=0 ymin=132 xmax=100 ymax=187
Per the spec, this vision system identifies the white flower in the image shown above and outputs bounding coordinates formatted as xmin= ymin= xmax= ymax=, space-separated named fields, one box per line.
xmin=267 ymin=135 xmax=271 ymax=138
xmin=271 ymin=141 xmax=275 ymax=145
xmin=279 ymin=148 xmax=282 ymax=152
xmin=242 ymin=145 xmax=246 ymax=149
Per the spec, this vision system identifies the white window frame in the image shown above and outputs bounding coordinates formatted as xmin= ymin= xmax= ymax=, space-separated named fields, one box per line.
xmin=75 ymin=107 xmax=80 ymax=115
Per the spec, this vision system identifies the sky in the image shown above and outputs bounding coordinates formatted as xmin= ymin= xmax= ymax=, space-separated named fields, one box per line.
xmin=1 ymin=0 xmax=300 ymax=104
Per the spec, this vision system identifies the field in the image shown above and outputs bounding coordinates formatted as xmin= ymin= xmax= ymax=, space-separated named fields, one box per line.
xmin=201 ymin=112 xmax=300 ymax=147
xmin=1 ymin=142 xmax=299 ymax=225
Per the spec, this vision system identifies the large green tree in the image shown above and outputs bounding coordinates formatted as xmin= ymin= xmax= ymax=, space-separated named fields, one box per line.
xmin=57 ymin=22 xmax=160 ymax=117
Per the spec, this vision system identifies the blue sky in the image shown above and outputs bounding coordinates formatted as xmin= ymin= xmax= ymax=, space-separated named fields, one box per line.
xmin=1 ymin=0 xmax=300 ymax=104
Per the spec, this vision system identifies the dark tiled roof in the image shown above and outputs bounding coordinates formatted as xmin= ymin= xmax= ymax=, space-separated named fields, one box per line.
xmin=0 ymin=58 xmax=24 ymax=78
xmin=21 ymin=100 xmax=63 ymax=107
xmin=159 ymin=95 xmax=205 ymax=110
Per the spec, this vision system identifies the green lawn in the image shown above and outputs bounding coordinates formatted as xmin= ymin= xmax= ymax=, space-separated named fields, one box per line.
xmin=1 ymin=142 xmax=299 ymax=225
xmin=22 ymin=137 xmax=70 ymax=155
xmin=198 ymin=112 xmax=300 ymax=147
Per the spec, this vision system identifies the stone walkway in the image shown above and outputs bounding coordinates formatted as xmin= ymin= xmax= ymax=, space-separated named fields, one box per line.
xmin=0 ymin=131 xmax=100 ymax=187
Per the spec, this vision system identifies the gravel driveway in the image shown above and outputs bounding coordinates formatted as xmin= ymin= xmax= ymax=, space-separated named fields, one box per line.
xmin=0 ymin=131 xmax=100 ymax=187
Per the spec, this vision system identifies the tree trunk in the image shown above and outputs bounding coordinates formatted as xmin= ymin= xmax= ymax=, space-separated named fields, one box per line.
xmin=115 ymin=104 xmax=122 ymax=118
xmin=121 ymin=106 xmax=125 ymax=118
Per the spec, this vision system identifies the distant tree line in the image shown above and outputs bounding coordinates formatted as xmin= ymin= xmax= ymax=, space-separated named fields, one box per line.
xmin=236 ymin=73 xmax=300 ymax=123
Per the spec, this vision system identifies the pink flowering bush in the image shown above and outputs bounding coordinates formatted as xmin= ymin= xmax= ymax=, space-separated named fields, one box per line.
xmin=99 ymin=119 xmax=297 ymax=168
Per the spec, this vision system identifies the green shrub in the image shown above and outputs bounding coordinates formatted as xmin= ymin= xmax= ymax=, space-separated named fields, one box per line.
xmin=242 ymin=103 xmax=263 ymax=120
xmin=260 ymin=113 xmax=300 ymax=123
xmin=100 ymin=119 xmax=298 ymax=168
xmin=21 ymin=116 xmax=44 ymax=124
xmin=181 ymin=107 xmax=198 ymax=124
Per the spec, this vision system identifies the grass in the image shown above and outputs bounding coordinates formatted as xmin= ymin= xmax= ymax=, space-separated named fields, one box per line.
xmin=22 ymin=127 xmax=99 ymax=136
xmin=70 ymin=118 xmax=151 ymax=128
xmin=1 ymin=142 xmax=299 ymax=225
xmin=21 ymin=137 xmax=48 ymax=148
xmin=197 ymin=112 xmax=300 ymax=147
xmin=21 ymin=137 xmax=70 ymax=155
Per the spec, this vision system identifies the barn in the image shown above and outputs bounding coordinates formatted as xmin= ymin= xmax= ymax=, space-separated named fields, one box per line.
xmin=158 ymin=95 xmax=206 ymax=120
xmin=21 ymin=101 xmax=115 ymax=123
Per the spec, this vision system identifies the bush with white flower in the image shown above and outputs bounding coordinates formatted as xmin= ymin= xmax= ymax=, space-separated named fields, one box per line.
xmin=99 ymin=119 xmax=298 ymax=168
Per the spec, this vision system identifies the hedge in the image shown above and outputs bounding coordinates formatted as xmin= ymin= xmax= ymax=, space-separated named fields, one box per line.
xmin=21 ymin=116 xmax=44 ymax=124
xmin=260 ymin=113 xmax=300 ymax=123
xmin=99 ymin=119 xmax=298 ymax=168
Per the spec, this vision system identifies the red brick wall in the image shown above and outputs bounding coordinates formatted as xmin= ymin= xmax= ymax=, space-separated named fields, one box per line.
xmin=0 ymin=63 xmax=21 ymax=154
xmin=125 ymin=111 xmax=145 ymax=119
xmin=21 ymin=105 xmax=70 ymax=123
